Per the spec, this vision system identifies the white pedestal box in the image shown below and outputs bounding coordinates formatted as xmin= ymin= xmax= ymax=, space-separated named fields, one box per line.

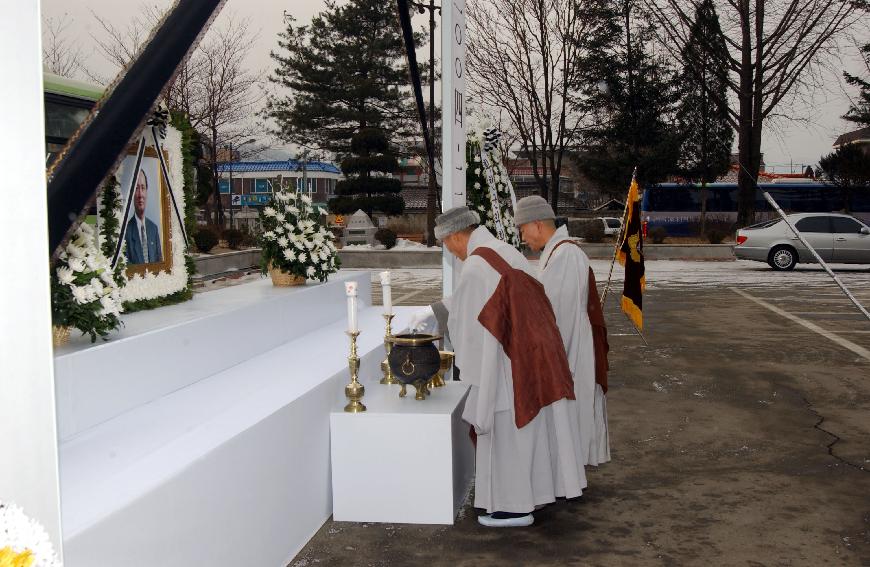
xmin=330 ymin=382 xmax=475 ymax=524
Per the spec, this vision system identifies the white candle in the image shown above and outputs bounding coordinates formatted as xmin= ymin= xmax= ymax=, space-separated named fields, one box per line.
xmin=345 ymin=281 xmax=358 ymax=332
xmin=379 ymin=271 xmax=392 ymax=315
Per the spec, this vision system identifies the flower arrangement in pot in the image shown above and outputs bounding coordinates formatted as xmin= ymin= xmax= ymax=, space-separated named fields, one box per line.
xmin=259 ymin=188 xmax=340 ymax=286
xmin=50 ymin=222 xmax=124 ymax=345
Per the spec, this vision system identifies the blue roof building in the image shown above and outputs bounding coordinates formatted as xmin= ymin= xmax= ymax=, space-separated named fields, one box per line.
xmin=214 ymin=160 xmax=343 ymax=214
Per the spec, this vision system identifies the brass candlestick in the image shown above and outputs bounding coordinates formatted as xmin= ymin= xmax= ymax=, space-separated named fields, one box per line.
xmin=379 ymin=313 xmax=399 ymax=385
xmin=344 ymin=331 xmax=366 ymax=413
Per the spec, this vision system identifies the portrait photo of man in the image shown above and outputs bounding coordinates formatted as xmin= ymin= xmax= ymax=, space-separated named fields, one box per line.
xmin=124 ymin=168 xmax=163 ymax=265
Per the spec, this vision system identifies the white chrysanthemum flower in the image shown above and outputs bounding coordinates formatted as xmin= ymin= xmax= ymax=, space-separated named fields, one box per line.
xmin=288 ymin=206 xmax=299 ymax=215
xmin=284 ymin=223 xmax=294 ymax=232
xmin=56 ymin=266 xmax=75 ymax=285
xmin=68 ymin=244 xmax=86 ymax=259
xmin=99 ymin=295 xmax=118 ymax=316
xmin=304 ymin=240 xmax=314 ymax=250
xmin=71 ymin=285 xmax=90 ymax=304
xmin=69 ymin=258 xmax=86 ymax=273
xmin=294 ymin=240 xmax=305 ymax=250
xmin=264 ymin=231 xmax=276 ymax=240
xmin=297 ymin=252 xmax=307 ymax=263
xmin=100 ymin=269 xmax=115 ymax=285
xmin=283 ymin=248 xmax=296 ymax=261
xmin=264 ymin=206 xmax=278 ymax=217
xmin=301 ymin=194 xmax=312 ymax=205
xmin=306 ymin=265 xmax=316 ymax=277
xmin=274 ymin=225 xmax=284 ymax=234
xmin=276 ymin=192 xmax=290 ymax=202
xmin=277 ymin=236 xmax=289 ymax=248
xmin=89 ymin=277 xmax=104 ymax=295
xmin=0 ymin=502 xmax=63 ymax=567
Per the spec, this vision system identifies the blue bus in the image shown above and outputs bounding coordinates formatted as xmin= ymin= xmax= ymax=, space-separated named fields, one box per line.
xmin=641 ymin=181 xmax=870 ymax=235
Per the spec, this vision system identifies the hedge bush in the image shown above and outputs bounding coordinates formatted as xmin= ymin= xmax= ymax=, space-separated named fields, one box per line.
xmin=222 ymin=228 xmax=243 ymax=249
xmin=375 ymin=228 xmax=398 ymax=249
xmin=194 ymin=227 xmax=219 ymax=253
xmin=649 ymin=226 xmax=668 ymax=244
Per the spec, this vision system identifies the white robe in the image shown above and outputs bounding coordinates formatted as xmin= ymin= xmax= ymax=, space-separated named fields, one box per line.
xmin=538 ymin=225 xmax=611 ymax=465
xmin=446 ymin=226 xmax=587 ymax=513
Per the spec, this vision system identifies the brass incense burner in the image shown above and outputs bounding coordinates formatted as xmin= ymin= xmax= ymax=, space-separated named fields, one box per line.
xmin=428 ymin=351 xmax=454 ymax=389
xmin=387 ymin=333 xmax=442 ymax=400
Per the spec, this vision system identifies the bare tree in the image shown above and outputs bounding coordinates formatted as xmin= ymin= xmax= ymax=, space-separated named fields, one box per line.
xmin=466 ymin=0 xmax=602 ymax=211
xmin=89 ymin=10 xmax=265 ymax=226
xmin=88 ymin=6 xmax=165 ymax=84
xmin=643 ymin=0 xmax=865 ymax=226
xmin=42 ymin=14 xmax=86 ymax=78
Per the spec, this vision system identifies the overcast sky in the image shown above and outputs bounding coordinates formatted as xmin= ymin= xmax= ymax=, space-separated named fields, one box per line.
xmin=42 ymin=0 xmax=868 ymax=172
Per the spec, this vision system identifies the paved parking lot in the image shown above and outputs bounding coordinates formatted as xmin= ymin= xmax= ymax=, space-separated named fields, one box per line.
xmin=292 ymin=260 xmax=870 ymax=566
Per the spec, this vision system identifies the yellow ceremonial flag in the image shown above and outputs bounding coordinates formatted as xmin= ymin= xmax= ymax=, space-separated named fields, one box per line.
xmin=616 ymin=175 xmax=645 ymax=330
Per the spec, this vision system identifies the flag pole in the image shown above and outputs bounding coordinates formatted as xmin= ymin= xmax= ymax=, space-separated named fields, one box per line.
xmin=739 ymin=164 xmax=870 ymax=322
xmin=600 ymin=167 xmax=637 ymax=306
xmin=624 ymin=314 xmax=649 ymax=346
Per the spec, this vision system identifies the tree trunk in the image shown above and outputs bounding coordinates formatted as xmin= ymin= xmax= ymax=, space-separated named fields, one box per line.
xmin=211 ymin=127 xmax=225 ymax=227
xmin=735 ymin=7 xmax=756 ymax=229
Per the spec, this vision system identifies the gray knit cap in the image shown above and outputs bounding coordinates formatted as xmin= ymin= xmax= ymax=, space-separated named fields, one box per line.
xmin=514 ymin=195 xmax=555 ymax=226
xmin=434 ymin=206 xmax=480 ymax=240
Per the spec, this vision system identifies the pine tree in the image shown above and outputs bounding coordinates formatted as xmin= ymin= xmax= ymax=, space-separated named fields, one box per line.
xmin=576 ymin=0 xmax=680 ymax=195
xmin=674 ymin=0 xmax=733 ymax=235
xmin=819 ymin=144 xmax=870 ymax=213
xmin=675 ymin=0 xmax=733 ymax=184
xmin=328 ymin=128 xmax=404 ymax=216
xmin=266 ymin=0 xmax=418 ymax=156
xmin=843 ymin=42 xmax=870 ymax=127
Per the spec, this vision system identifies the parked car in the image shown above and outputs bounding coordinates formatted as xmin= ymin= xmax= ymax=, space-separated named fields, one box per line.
xmin=735 ymin=213 xmax=870 ymax=270
xmin=596 ymin=217 xmax=623 ymax=237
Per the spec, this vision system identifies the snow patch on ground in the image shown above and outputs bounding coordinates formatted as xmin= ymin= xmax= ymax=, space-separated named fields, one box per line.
xmin=341 ymin=239 xmax=439 ymax=251
xmin=588 ymin=259 xmax=870 ymax=290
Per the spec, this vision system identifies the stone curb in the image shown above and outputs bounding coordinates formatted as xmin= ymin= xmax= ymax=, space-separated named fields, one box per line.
xmin=193 ymin=245 xmax=735 ymax=276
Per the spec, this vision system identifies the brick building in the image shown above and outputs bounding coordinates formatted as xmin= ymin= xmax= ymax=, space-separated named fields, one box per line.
xmin=214 ymin=160 xmax=342 ymax=229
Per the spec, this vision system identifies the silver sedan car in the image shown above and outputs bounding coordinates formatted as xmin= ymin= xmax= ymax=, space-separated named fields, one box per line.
xmin=735 ymin=213 xmax=870 ymax=270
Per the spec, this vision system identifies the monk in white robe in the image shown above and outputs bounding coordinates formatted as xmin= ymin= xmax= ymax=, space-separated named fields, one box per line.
xmin=413 ymin=206 xmax=587 ymax=527
xmin=515 ymin=196 xmax=611 ymax=465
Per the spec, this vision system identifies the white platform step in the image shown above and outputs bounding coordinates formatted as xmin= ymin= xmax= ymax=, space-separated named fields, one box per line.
xmin=54 ymin=273 xmax=370 ymax=440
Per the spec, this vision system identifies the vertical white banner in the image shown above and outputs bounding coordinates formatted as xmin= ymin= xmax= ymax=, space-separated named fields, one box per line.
xmin=0 ymin=0 xmax=64 ymax=555
xmin=441 ymin=0 xmax=466 ymax=296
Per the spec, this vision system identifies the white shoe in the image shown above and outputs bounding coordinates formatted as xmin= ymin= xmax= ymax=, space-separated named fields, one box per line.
xmin=477 ymin=513 xmax=534 ymax=527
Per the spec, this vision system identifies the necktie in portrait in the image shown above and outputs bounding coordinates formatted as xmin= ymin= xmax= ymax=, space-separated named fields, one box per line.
xmin=141 ymin=224 xmax=149 ymax=263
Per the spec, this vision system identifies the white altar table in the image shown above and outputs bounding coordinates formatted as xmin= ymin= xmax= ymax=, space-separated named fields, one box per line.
xmin=53 ymin=273 xmax=422 ymax=567
xmin=330 ymin=381 xmax=475 ymax=524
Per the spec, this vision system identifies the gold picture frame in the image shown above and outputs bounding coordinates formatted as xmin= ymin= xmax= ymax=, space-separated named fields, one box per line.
xmin=120 ymin=144 xmax=173 ymax=277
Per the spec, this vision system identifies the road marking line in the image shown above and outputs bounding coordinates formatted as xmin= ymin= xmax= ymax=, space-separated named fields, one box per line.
xmin=788 ymin=311 xmax=866 ymax=316
xmin=832 ymin=330 xmax=870 ymax=334
xmin=731 ymin=288 xmax=870 ymax=362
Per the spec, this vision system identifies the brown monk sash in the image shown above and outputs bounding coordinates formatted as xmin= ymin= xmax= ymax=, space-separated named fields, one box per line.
xmin=471 ymin=247 xmax=576 ymax=429
xmin=544 ymin=240 xmax=610 ymax=393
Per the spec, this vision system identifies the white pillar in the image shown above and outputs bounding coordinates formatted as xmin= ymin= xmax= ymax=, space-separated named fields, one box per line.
xmin=441 ymin=0 xmax=467 ymax=296
xmin=0 ymin=0 xmax=64 ymax=555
